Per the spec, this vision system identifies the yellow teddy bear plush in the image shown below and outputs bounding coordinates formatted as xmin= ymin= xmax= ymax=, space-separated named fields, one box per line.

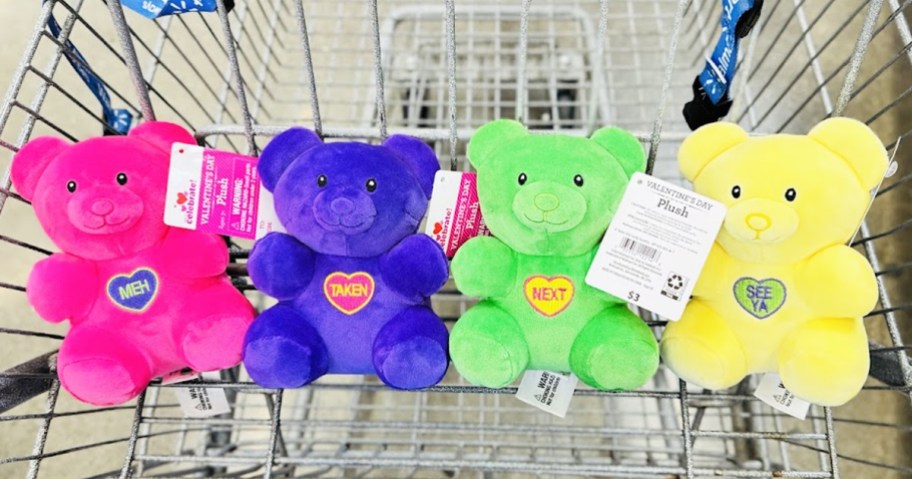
xmin=661 ymin=117 xmax=887 ymax=406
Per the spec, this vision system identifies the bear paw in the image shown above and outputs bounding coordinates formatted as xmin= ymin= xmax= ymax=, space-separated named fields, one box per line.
xmin=661 ymin=337 xmax=743 ymax=390
xmin=59 ymin=357 xmax=147 ymax=405
xmin=450 ymin=335 xmax=526 ymax=388
xmin=375 ymin=337 xmax=448 ymax=390
xmin=243 ymin=336 xmax=326 ymax=388
xmin=779 ymin=353 xmax=866 ymax=406
xmin=179 ymin=315 xmax=250 ymax=372
xmin=576 ymin=339 xmax=659 ymax=391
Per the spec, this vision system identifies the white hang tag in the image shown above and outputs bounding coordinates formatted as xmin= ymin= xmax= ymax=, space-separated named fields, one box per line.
xmin=585 ymin=173 xmax=726 ymax=321
xmin=753 ymin=373 xmax=810 ymax=420
xmin=173 ymin=371 xmax=231 ymax=418
xmin=515 ymin=370 xmax=578 ymax=417
xmin=423 ymin=170 xmax=491 ymax=258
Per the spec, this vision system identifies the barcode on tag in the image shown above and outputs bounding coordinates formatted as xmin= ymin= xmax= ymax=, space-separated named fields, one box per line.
xmin=585 ymin=173 xmax=726 ymax=321
xmin=618 ymin=237 xmax=660 ymax=262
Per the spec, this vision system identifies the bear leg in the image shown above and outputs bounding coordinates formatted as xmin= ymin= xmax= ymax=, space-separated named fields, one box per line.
xmin=569 ymin=306 xmax=659 ymax=391
xmin=661 ymin=301 xmax=748 ymax=390
xmin=777 ymin=317 xmax=868 ymax=406
xmin=449 ymin=301 xmax=530 ymax=388
xmin=372 ymin=306 xmax=449 ymax=390
xmin=58 ymin=327 xmax=152 ymax=405
xmin=242 ymin=304 xmax=329 ymax=388
xmin=176 ymin=287 xmax=255 ymax=372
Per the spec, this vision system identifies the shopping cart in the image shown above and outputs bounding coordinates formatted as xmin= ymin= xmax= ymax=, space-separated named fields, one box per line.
xmin=1 ymin=0 xmax=911 ymax=477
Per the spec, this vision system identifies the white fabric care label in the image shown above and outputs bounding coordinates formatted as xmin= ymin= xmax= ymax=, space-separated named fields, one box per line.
xmin=424 ymin=171 xmax=491 ymax=258
xmin=753 ymin=373 xmax=810 ymax=420
xmin=164 ymin=143 xmax=284 ymax=241
xmin=515 ymin=370 xmax=578 ymax=417
xmin=585 ymin=173 xmax=726 ymax=321
xmin=172 ymin=371 xmax=231 ymax=418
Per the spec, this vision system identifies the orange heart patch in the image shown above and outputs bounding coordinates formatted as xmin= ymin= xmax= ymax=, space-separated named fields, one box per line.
xmin=523 ymin=275 xmax=574 ymax=317
xmin=324 ymin=272 xmax=375 ymax=315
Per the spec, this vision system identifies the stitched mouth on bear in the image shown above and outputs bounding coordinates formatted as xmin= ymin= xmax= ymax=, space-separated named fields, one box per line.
xmin=71 ymin=194 xmax=143 ymax=235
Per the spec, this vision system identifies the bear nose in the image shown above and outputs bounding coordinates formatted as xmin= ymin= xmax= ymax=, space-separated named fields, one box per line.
xmin=534 ymin=193 xmax=560 ymax=212
xmin=746 ymin=213 xmax=771 ymax=232
xmin=330 ymin=197 xmax=355 ymax=215
xmin=91 ymin=199 xmax=115 ymax=216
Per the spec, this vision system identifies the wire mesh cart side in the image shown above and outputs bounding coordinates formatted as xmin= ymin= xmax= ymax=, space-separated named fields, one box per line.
xmin=1 ymin=0 xmax=912 ymax=478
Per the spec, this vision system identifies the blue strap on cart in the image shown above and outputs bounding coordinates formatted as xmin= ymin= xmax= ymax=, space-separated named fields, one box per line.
xmin=120 ymin=0 xmax=233 ymax=19
xmin=683 ymin=0 xmax=763 ymax=130
xmin=45 ymin=10 xmax=133 ymax=134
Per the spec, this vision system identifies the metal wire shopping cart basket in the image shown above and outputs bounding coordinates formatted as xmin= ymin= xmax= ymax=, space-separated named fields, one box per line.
xmin=1 ymin=0 xmax=912 ymax=477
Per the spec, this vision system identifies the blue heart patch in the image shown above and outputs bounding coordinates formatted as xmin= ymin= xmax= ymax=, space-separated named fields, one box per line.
xmin=107 ymin=268 xmax=159 ymax=312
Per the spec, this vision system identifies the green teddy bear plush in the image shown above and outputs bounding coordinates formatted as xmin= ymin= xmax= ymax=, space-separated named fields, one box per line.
xmin=450 ymin=119 xmax=660 ymax=390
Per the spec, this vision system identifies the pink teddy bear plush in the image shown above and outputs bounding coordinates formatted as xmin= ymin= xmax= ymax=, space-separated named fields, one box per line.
xmin=11 ymin=122 xmax=255 ymax=405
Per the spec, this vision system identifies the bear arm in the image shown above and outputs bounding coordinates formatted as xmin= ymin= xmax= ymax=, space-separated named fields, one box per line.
xmin=27 ymin=254 xmax=98 ymax=323
xmin=692 ymin=242 xmax=728 ymax=298
xmin=797 ymin=245 xmax=878 ymax=318
xmin=159 ymin=228 xmax=230 ymax=278
xmin=248 ymin=232 xmax=315 ymax=300
xmin=451 ymin=236 xmax=517 ymax=298
xmin=380 ymin=234 xmax=449 ymax=299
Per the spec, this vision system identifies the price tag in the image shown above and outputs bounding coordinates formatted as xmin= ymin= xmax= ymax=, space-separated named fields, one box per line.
xmin=515 ymin=370 xmax=578 ymax=418
xmin=585 ymin=173 xmax=726 ymax=320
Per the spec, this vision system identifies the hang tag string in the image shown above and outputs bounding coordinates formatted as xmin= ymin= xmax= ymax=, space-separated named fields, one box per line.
xmin=44 ymin=2 xmax=133 ymax=135
xmin=683 ymin=0 xmax=764 ymax=130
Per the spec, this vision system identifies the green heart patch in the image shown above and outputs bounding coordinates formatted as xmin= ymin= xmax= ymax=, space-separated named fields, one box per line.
xmin=733 ymin=277 xmax=786 ymax=319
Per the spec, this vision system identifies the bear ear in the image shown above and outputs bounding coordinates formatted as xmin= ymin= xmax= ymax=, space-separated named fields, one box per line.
xmin=467 ymin=119 xmax=527 ymax=169
xmin=383 ymin=135 xmax=440 ymax=198
xmin=258 ymin=127 xmax=322 ymax=191
xmin=11 ymin=136 xmax=70 ymax=201
xmin=590 ymin=127 xmax=646 ymax=178
xmin=678 ymin=122 xmax=749 ymax=182
xmin=128 ymin=121 xmax=196 ymax=152
xmin=809 ymin=117 xmax=888 ymax=190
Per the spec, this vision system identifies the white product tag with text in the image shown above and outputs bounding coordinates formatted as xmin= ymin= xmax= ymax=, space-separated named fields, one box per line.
xmin=753 ymin=373 xmax=810 ymax=420
xmin=585 ymin=173 xmax=726 ymax=321
xmin=164 ymin=143 xmax=284 ymax=240
xmin=173 ymin=371 xmax=231 ymax=418
xmin=515 ymin=370 xmax=578 ymax=417
xmin=424 ymin=171 xmax=491 ymax=258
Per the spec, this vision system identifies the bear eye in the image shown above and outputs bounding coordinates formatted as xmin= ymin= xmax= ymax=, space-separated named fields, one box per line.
xmin=66 ymin=181 xmax=77 ymax=193
xmin=573 ymin=174 xmax=584 ymax=187
xmin=518 ymin=173 xmax=527 ymax=186
xmin=317 ymin=175 xmax=327 ymax=188
xmin=731 ymin=185 xmax=741 ymax=199
xmin=785 ymin=188 xmax=797 ymax=202
xmin=116 ymin=172 xmax=128 ymax=185
xmin=365 ymin=178 xmax=377 ymax=192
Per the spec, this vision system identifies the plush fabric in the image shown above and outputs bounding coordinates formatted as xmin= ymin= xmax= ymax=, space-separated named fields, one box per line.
xmin=11 ymin=122 xmax=255 ymax=406
xmin=661 ymin=118 xmax=887 ymax=406
xmin=243 ymin=128 xmax=449 ymax=390
xmin=449 ymin=119 xmax=659 ymax=390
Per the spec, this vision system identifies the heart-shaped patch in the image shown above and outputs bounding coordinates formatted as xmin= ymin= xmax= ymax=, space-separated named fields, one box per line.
xmin=523 ymin=275 xmax=575 ymax=317
xmin=177 ymin=192 xmax=188 ymax=205
xmin=324 ymin=272 xmax=375 ymax=315
xmin=732 ymin=277 xmax=787 ymax=319
xmin=433 ymin=222 xmax=443 ymax=234
xmin=107 ymin=268 xmax=159 ymax=312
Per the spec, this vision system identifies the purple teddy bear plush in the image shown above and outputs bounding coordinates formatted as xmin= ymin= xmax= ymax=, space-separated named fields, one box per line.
xmin=243 ymin=128 xmax=450 ymax=390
